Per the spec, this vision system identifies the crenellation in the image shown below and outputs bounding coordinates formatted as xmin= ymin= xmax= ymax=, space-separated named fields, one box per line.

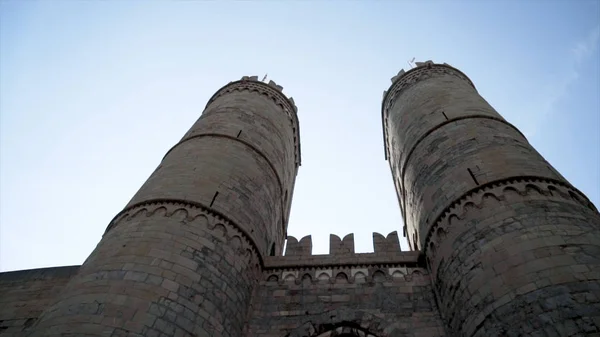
xmin=266 ymin=233 xmax=421 ymax=275
xmin=373 ymin=230 xmax=401 ymax=253
xmin=329 ymin=233 xmax=355 ymax=256
xmin=204 ymin=76 xmax=302 ymax=170
xmin=267 ymin=79 xmax=283 ymax=92
xmin=287 ymin=96 xmax=297 ymax=112
xmin=414 ymin=60 xmax=434 ymax=67
xmin=283 ymin=235 xmax=312 ymax=256
xmin=2 ymin=61 xmax=597 ymax=337
xmin=390 ymin=69 xmax=406 ymax=83
xmin=282 ymin=231 xmax=404 ymax=261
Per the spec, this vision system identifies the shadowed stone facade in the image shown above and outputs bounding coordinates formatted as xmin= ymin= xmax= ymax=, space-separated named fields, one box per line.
xmin=382 ymin=61 xmax=600 ymax=336
xmin=1 ymin=62 xmax=599 ymax=336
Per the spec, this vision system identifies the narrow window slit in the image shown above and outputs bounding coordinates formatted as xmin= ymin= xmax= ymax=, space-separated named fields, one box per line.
xmin=441 ymin=111 xmax=449 ymax=120
xmin=467 ymin=168 xmax=479 ymax=185
xmin=210 ymin=191 xmax=219 ymax=207
xmin=236 ymin=130 xmax=242 ymax=138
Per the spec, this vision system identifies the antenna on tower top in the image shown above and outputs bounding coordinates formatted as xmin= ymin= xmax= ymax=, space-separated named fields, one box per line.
xmin=262 ymin=74 xmax=268 ymax=82
xmin=407 ymin=57 xmax=416 ymax=69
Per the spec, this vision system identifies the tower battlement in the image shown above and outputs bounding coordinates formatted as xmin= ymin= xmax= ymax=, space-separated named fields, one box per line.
xmin=203 ymin=75 xmax=301 ymax=168
xmin=3 ymin=64 xmax=598 ymax=337
xmin=264 ymin=231 xmax=421 ymax=271
xmin=284 ymin=231 xmax=402 ymax=257
xmin=381 ymin=60 xmax=475 ymax=161
xmin=263 ymin=231 xmax=424 ymax=286
xmin=238 ymin=75 xmax=299 ymax=114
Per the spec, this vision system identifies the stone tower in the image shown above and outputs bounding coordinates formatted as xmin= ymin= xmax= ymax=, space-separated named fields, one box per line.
xmin=382 ymin=61 xmax=600 ymax=335
xmin=2 ymin=63 xmax=600 ymax=337
xmin=26 ymin=76 xmax=301 ymax=336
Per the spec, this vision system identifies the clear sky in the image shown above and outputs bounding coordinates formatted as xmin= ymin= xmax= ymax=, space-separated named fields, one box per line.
xmin=1 ymin=1 xmax=599 ymax=272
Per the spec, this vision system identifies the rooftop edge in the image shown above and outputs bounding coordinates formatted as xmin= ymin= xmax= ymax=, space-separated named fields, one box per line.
xmin=205 ymin=76 xmax=302 ymax=167
xmin=381 ymin=61 xmax=476 ymax=161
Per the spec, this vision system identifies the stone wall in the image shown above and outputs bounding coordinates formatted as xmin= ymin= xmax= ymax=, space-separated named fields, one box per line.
xmin=0 ymin=266 xmax=79 ymax=336
xmin=24 ymin=77 xmax=301 ymax=337
xmin=2 ymin=65 xmax=597 ymax=337
xmin=1 ymin=234 xmax=446 ymax=337
xmin=383 ymin=61 xmax=600 ymax=336
xmin=246 ymin=232 xmax=446 ymax=336
xmin=428 ymin=179 xmax=600 ymax=336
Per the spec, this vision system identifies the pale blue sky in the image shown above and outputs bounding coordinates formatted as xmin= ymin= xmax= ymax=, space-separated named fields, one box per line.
xmin=1 ymin=1 xmax=599 ymax=272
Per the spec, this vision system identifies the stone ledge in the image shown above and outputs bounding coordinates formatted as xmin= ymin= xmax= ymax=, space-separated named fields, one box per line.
xmin=205 ymin=77 xmax=302 ymax=167
xmin=264 ymin=250 xmax=423 ymax=270
xmin=0 ymin=265 xmax=80 ymax=282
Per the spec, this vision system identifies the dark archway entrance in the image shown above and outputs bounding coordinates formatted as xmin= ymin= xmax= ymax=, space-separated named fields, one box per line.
xmin=287 ymin=322 xmax=381 ymax=337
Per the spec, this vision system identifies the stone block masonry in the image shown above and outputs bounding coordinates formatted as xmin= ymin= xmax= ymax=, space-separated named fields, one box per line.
xmin=21 ymin=76 xmax=301 ymax=337
xmin=0 ymin=266 xmax=79 ymax=336
xmin=247 ymin=231 xmax=445 ymax=336
xmin=383 ymin=60 xmax=600 ymax=336
xmin=0 ymin=61 xmax=598 ymax=336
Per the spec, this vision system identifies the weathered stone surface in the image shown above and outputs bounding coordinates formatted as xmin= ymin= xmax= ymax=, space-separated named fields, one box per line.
xmin=0 ymin=63 xmax=597 ymax=336
xmin=249 ymin=265 xmax=444 ymax=337
xmin=383 ymin=61 xmax=600 ymax=336
xmin=252 ymin=245 xmax=444 ymax=336
xmin=285 ymin=235 xmax=313 ymax=256
xmin=0 ymin=266 xmax=79 ymax=336
xmin=18 ymin=77 xmax=301 ymax=337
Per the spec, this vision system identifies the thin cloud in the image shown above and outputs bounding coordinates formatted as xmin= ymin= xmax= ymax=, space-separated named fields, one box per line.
xmin=525 ymin=25 xmax=600 ymax=138
xmin=572 ymin=25 xmax=600 ymax=64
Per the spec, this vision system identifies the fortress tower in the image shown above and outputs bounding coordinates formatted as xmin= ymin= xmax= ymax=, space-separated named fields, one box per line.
xmin=382 ymin=61 xmax=600 ymax=336
xmin=26 ymin=76 xmax=301 ymax=336
xmin=2 ymin=62 xmax=600 ymax=337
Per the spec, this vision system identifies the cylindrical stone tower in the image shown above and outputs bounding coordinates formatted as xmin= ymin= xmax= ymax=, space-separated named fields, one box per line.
xmin=28 ymin=76 xmax=301 ymax=336
xmin=382 ymin=61 xmax=600 ymax=336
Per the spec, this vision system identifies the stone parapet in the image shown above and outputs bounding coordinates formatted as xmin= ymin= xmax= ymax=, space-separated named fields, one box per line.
xmin=250 ymin=238 xmax=442 ymax=336
xmin=284 ymin=231 xmax=405 ymax=257
xmin=266 ymin=231 xmax=419 ymax=271
xmin=381 ymin=61 xmax=475 ymax=160
xmin=205 ymin=75 xmax=301 ymax=167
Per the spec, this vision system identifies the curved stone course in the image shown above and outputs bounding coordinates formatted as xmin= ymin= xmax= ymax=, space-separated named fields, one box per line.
xmin=105 ymin=199 xmax=261 ymax=265
xmin=162 ymin=134 xmax=285 ymax=195
xmin=24 ymin=77 xmax=301 ymax=337
xmin=29 ymin=202 xmax=261 ymax=337
xmin=381 ymin=62 xmax=476 ymax=160
xmin=428 ymin=178 xmax=600 ymax=336
xmin=425 ymin=176 xmax=598 ymax=258
xmin=1 ymin=65 xmax=596 ymax=337
xmin=205 ymin=78 xmax=301 ymax=167
xmin=383 ymin=60 xmax=600 ymax=337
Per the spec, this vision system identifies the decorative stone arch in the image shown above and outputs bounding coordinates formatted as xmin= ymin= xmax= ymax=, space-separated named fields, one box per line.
xmin=285 ymin=309 xmax=390 ymax=337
